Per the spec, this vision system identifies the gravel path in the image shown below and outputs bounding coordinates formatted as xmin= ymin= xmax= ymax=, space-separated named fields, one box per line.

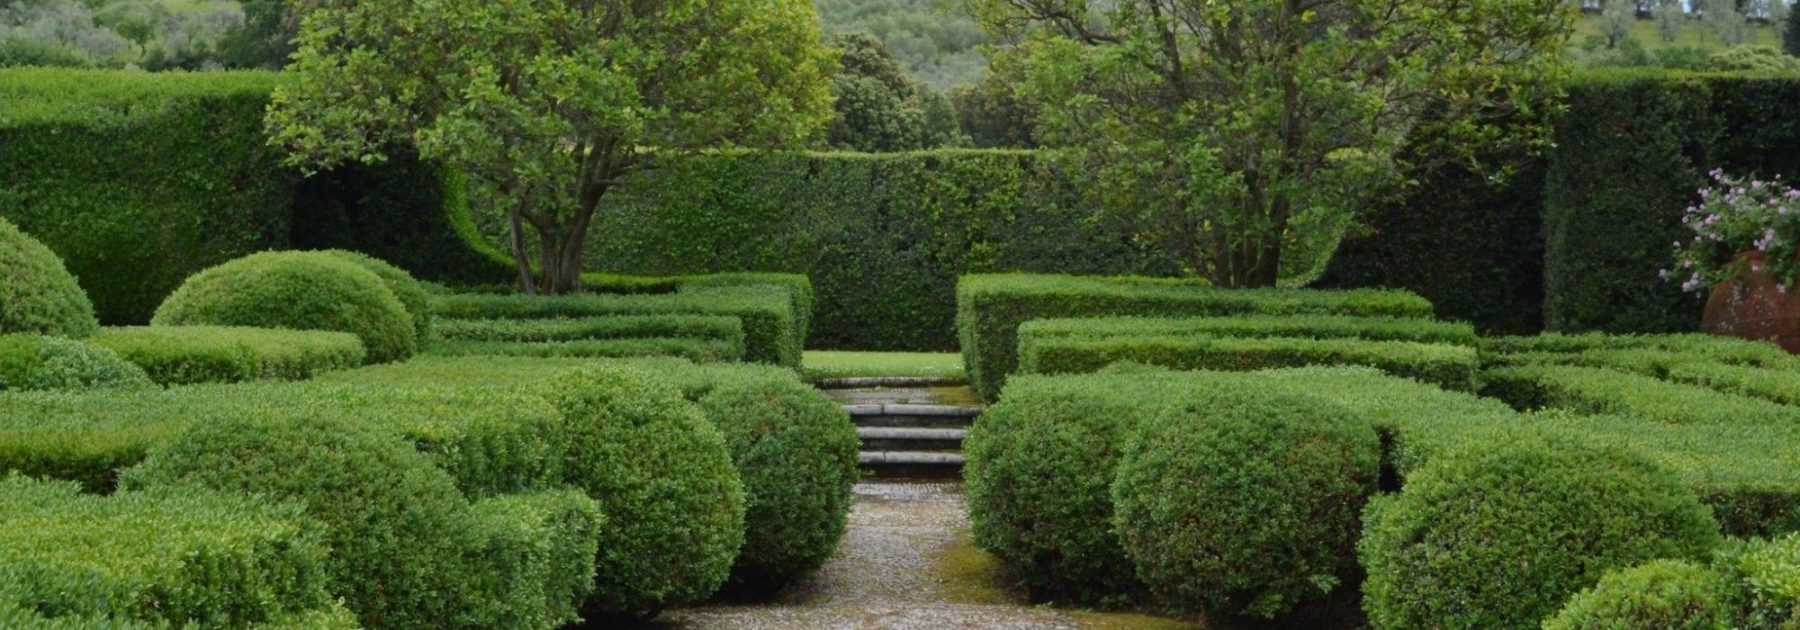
xmin=640 ymin=481 xmax=1089 ymax=630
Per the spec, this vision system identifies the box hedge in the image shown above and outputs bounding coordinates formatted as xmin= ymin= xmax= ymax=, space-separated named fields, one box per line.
xmin=90 ymin=326 xmax=365 ymax=385
xmin=0 ymin=217 xmax=99 ymax=338
xmin=430 ymin=337 xmax=744 ymax=363
xmin=1482 ymin=364 xmax=1800 ymax=426
xmin=957 ymin=273 xmax=1434 ymax=399
xmin=1020 ymin=335 xmax=1479 ymax=391
xmin=1020 ymin=314 xmax=1478 ymax=346
xmin=0 ymin=475 xmax=340 ymax=628
xmin=0 ymin=334 xmax=152 ymax=393
xmin=437 ymin=314 xmax=744 ymax=345
xmin=1543 ymin=560 xmax=1733 ymax=630
xmin=432 ymin=287 xmax=800 ymax=367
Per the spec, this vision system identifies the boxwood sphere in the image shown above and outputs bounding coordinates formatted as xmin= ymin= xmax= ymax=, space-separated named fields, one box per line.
xmin=151 ymin=251 xmax=415 ymax=363
xmin=696 ymin=378 xmax=859 ymax=592
xmin=1543 ymin=560 xmax=1731 ymax=630
xmin=1359 ymin=432 xmax=1722 ymax=630
xmin=119 ymin=413 xmax=474 ymax=628
xmin=0 ymin=217 xmax=98 ymax=338
xmin=1110 ymin=391 xmax=1380 ymax=620
xmin=317 ymin=250 xmax=433 ymax=342
xmin=537 ymin=366 xmax=746 ymax=618
xmin=0 ymin=334 xmax=151 ymax=392
xmin=963 ymin=387 xmax=1145 ymax=605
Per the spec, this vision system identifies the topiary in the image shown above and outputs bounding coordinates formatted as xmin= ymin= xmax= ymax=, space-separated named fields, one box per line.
xmin=151 ymin=251 xmax=416 ymax=363
xmin=1110 ymin=391 xmax=1380 ymax=620
xmin=1543 ymin=560 xmax=1733 ymax=630
xmin=317 ymin=249 xmax=433 ymax=342
xmin=0 ymin=217 xmax=98 ymax=338
xmin=119 ymin=413 xmax=475 ymax=628
xmin=962 ymin=384 xmax=1147 ymax=605
xmin=0 ymin=334 xmax=151 ymax=392
xmin=1359 ymin=431 xmax=1722 ymax=630
xmin=695 ymin=378 xmax=859 ymax=592
xmin=535 ymin=366 xmax=746 ymax=619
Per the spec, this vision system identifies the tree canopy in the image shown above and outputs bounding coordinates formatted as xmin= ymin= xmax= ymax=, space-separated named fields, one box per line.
xmin=267 ymin=0 xmax=836 ymax=294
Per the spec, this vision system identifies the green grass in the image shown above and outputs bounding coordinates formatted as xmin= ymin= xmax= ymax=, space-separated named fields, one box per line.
xmin=1575 ymin=14 xmax=1784 ymax=51
xmin=802 ymin=351 xmax=966 ymax=382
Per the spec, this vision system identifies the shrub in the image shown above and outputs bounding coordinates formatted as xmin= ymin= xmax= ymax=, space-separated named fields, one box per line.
xmin=1359 ymin=432 xmax=1722 ymax=630
xmin=1715 ymin=533 xmax=1800 ymax=629
xmin=696 ymin=378 xmax=859 ymax=591
xmin=461 ymin=490 xmax=604 ymax=630
xmin=1020 ymin=335 xmax=1479 ymax=391
xmin=432 ymin=287 xmax=799 ymax=367
xmin=0 ymin=334 xmax=151 ymax=392
xmin=1666 ymin=361 xmax=1800 ymax=407
xmin=1482 ymin=364 xmax=1800 ymax=426
xmin=534 ymin=366 xmax=747 ymax=618
xmin=956 ymin=273 xmax=1433 ymax=399
xmin=1019 ymin=314 xmax=1479 ymax=346
xmin=1543 ymin=560 xmax=1732 ymax=630
xmin=90 ymin=326 xmax=365 ymax=385
xmin=0 ymin=217 xmax=99 ymax=338
xmin=436 ymin=314 xmax=744 ymax=345
xmin=319 ymin=249 xmax=434 ymax=342
xmin=119 ymin=413 xmax=480 ymax=628
xmin=152 ymin=251 xmax=417 ymax=363
xmin=0 ymin=475 xmax=339 ymax=627
xmin=1480 ymin=333 xmax=1794 ymax=368
xmin=430 ymin=337 xmax=744 ymax=363
xmin=1111 ymin=391 xmax=1380 ymax=620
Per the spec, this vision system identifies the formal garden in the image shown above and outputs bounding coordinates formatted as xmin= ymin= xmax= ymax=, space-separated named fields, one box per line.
xmin=5 ymin=0 xmax=1800 ymax=628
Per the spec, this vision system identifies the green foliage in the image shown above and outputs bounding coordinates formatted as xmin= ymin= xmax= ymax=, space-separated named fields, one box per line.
xmin=118 ymin=413 xmax=482 ymax=628
xmin=436 ymin=315 xmax=744 ymax=355
xmin=1788 ymin=5 xmax=1800 ymax=57
xmin=0 ymin=475 xmax=338 ymax=627
xmin=533 ymin=366 xmax=746 ymax=617
xmin=696 ymin=378 xmax=859 ymax=591
xmin=1716 ymin=533 xmax=1800 ymax=628
xmin=1666 ymin=361 xmax=1800 ymax=406
xmin=969 ymin=0 xmax=1573 ymax=288
xmin=956 ymin=273 xmax=1434 ymax=399
xmin=815 ymin=0 xmax=989 ymax=91
xmin=268 ymin=0 xmax=836 ymax=293
xmin=0 ymin=0 xmax=255 ymax=70
xmin=319 ymin=249 xmax=434 ymax=342
xmin=1546 ymin=71 xmax=1800 ymax=333
xmin=461 ymin=490 xmax=604 ymax=630
xmin=1709 ymin=44 xmax=1800 ymax=71
xmin=828 ymin=33 xmax=931 ymax=151
xmin=431 ymin=287 xmax=800 ymax=367
xmin=90 ymin=326 xmax=364 ymax=385
xmin=1358 ymin=433 xmax=1723 ymax=630
xmin=431 ymin=337 xmax=743 ymax=362
xmin=152 ymin=251 xmax=417 ymax=363
xmin=1022 ymin=335 xmax=1479 ymax=391
xmin=0 ymin=217 xmax=99 ymax=338
xmin=1483 ymin=364 xmax=1800 ymax=425
xmin=1020 ymin=314 xmax=1478 ymax=346
xmin=1544 ymin=560 xmax=1734 ymax=630
xmin=0 ymin=334 xmax=151 ymax=392
xmin=1481 ymin=332 xmax=1796 ymax=365
xmin=1112 ymin=392 xmax=1379 ymax=620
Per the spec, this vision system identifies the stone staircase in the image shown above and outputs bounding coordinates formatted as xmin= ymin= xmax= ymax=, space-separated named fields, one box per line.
xmin=816 ymin=377 xmax=982 ymax=478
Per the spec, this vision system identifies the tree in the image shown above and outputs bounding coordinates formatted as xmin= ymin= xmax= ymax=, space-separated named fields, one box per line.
xmin=1785 ymin=0 xmax=1800 ymax=56
xmin=266 ymin=0 xmax=835 ymax=294
xmin=968 ymin=0 xmax=1574 ymax=287
xmin=1602 ymin=0 xmax=1638 ymax=47
xmin=1654 ymin=0 xmax=1686 ymax=42
xmin=1705 ymin=0 xmax=1752 ymax=45
xmin=828 ymin=32 xmax=927 ymax=151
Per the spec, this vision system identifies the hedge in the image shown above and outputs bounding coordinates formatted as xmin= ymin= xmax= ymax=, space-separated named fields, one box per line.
xmin=1480 ymin=333 xmax=1795 ymax=368
xmin=1543 ymin=560 xmax=1733 ymax=630
xmin=1019 ymin=314 xmax=1478 ymax=346
xmin=1020 ymin=335 xmax=1479 ymax=391
xmin=1666 ymin=361 xmax=1800 ymax=407
xmin=461 ymin=490 xmax=605 ymax=630
xmin=1716 ymin=533 xmax=1800 ymax=628
xmin=0 ymin=475 xmax=342 ymax=628
xmin=956 ymin=273 xmax=1435 ymax=399
xmin=432 ymin=288 xmax=800 ymax=367
xmin=0 ymin=216 xmax=98 ymax=338
xmin=1482 ymin=363 xmax=1800 ymax=426
xmin=0 ymin=334 xmax=152 ymax=393
xmin=90 ymin=326 xmax=365 ymax=385
xmin=430 ymin=338 xmax=744 ymax=363
xmin=437 ymin=314 xmax=744 ymax=345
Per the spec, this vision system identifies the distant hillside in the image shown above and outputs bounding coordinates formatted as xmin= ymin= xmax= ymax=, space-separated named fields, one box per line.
xmin=815 ymin=0 xmax=989 ymax=90
xmin=1574 ymin=12 xmax=1785 ymax=51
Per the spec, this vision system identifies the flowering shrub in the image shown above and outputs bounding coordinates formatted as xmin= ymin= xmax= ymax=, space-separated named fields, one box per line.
xmin=1667 ymin=170 xmax=1800 ymax=294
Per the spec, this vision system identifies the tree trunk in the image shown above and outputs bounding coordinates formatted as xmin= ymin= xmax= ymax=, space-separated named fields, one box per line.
xmin=507 ymin=204 xmax=537 ymax=296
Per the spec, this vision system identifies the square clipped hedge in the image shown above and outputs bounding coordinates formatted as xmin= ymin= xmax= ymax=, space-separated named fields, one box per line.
xmin=956 ymin=274 xmax=1435 ymax=399
xmin=90 ymin=326 xmax=366 ymax=385
xmin=1020 ymin=335 xmax=1479 ymax=391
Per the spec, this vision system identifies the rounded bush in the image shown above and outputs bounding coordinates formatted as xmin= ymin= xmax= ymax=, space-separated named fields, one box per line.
xmin=119 ymin=413 xmax=473 ymax=628
xmin=151 ymin=251 xmax=416 ymax=363
xmin=696 ymin=378 xmax=859 ymax=592
xmin=963 ymin=386 xmax=1144 ymax=605
xmin=1359 ymin=432 xmax=1722 ymax=630
xmin=536 ymin=366 xmax=746 ymax=618
xmin=0 ymin=334 xmax=151 ymax=392
xmin=0 ymin=217 xmax=98 ymax=338
xmin=318 ymin=249 xmax=433 ymax=342
xmin=1111 ymin=391 xmax=1380 ymax=620
xmin=1544 ymin=560 xmax=1732 ymax=630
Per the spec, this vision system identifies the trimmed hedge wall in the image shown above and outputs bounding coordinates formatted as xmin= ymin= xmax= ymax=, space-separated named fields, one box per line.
xmin=957 ymin=274 xmax=1434 ymax=400
xmin=91 ymin=326 xmax=365 ymax=385
xmin=1021 ymin=335 xmax=1479 ymax=391
xmin=432 ymin=287 xmax=802 ymax=367
xmin=1020 ymin=314 xmax=1478 ymax=346
xmin=431 ymin=337 xmax=744 ymax=363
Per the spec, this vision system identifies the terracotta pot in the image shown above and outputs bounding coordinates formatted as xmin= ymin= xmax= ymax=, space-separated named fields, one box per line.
xmin=1702 ymin=251 xmax=1800 ymax=353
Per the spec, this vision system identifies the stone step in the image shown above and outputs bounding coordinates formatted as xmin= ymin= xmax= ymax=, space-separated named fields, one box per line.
xmin=857 ymin=426 xmax=966 ymax=451
xmin=859 ymin=450 xmax=965 ymax=468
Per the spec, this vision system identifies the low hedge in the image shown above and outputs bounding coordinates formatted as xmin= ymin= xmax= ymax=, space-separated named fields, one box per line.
xmin=432 ymin=287 xmax=799 ymax=367
xmin=153 ymin=251 xmax=418 ymax=363
xmin=1020 ymin=314 xmax=1477 ymax=346
xmin=1112 ymin=391 xmax=1379 ymax=620
xmin=0 ymin=216 xmax=98 ymax=338
xmin=1019 ymin=335 xmax=1479 ymax=391
xmin=0 ymin=475 xmax=341 ymax=628
xmin=956 ymin=273 xmax=1434 ymax=399
xmin=1543 ymin=560 xmax=1733 ymax=630
xmin=1480 ymin=333 xmax=1794 ymax=368
xmin=1358 ymin=432 xmax=1722 ymax=630
xmin=461 ymin=490 xmax=604 ymax=630
xmin=1716 ymin=533 xmax=1800 ymax=628
xmin=1666 ymin=361 xmax=1800 ymax=407
xmin=90 ymin=326 xmax=365 ymax=385
xmin=1482 ymin=364 xmax=1800 ymax=426
xmin=0 ymin=334 xmax=151 ymax=392
xmin=437 ymin=315 xmax=743 ymax=345
xmin=430 ymin=338 xmax=744 ymax=363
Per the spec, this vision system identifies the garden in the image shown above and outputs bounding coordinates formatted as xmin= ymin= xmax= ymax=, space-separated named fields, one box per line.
xmin=5 ymin=0 xmax=1800 ymax=629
